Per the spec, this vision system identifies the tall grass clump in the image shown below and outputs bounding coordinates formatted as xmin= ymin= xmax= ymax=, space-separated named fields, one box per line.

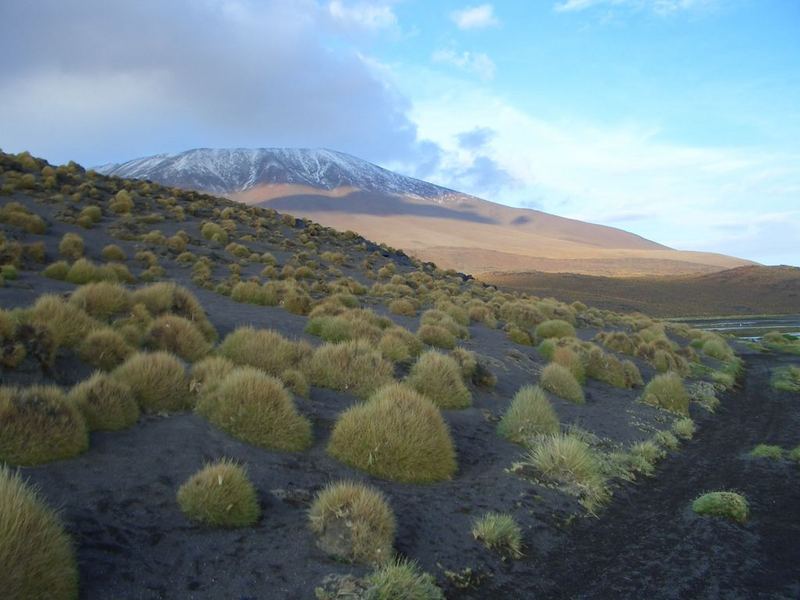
xmin=749 ymin=444 xmax=783 ymax=459
xmin=365 ymin=558 xmax=444 ymax=600
xmin=78 ymin=328 xmax=134 ymax=370
xmin=497 ymin=385 xmax=560 ymax=444
xmin=770 ymin=366 xmax=800 ymax=392
xmin=378 ymin=327 xmax=423 ymax=363
xmin=112 ymin=351 xmax=190 ymax=413
xmin=30 ymin=293 xmax=99 ymax=348
xmin=328 ymin=384 xmax=457 ymax=483
xmin=672 ymin=417 xmax=696 ymax=440
xmin=177 ymin=460 xmax=260 ymax=527
xmin=58 ymin=232 xmax=84 ymax=260
xmin=309 ymin=340 xmax=394 ymax=400
xmin=0 ymin=385 xmax=88 ymax=465
xmin=309 ymin=481 xmax=395 ymax=565
xmin=539 ymin=363 xmax=584 ymax=404
xmin=217 ymin=327 xmax=311 ymax=377
xmin=0 ymin=466 xmax=78 ymax=599
xmin=68 ymin=372 xmax=139 ymax=431
xmin=145 ymin=314 xmax=210 ymax=362
xmin=405 ymin=350 xmax=471 ymax=409
xmin=190 ymin=356 xmax=235 ymax=401
xmin=535 ymin=319 xmax=576 ymax=341
xmin=69 ymin=281 xmax=131 ymax=320
xmin=641 ymin=372 xmax=689 ymax=415
xmin=472 ymin=512 xmax=523 ymax=558
xmin=130 ymin=283 xmax=217 ymax=342
xmin=196 ymin=367 xmax=312 ymax=452
xmin=692 ymin=491 xmax=749 ymax=523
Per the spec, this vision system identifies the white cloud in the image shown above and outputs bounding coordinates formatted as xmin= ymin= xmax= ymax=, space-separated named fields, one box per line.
xmin=555 ymin=0 xmax=717 ymax=15
xmin=432 ymin=49 xmax=496 ymax=81
xmin=450 ymin=4 xmax=499 ymax=30
xmin=327 ymin=0 xmax=397 ymax=30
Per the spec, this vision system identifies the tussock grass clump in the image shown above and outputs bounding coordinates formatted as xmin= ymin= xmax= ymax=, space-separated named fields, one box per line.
xmin=112 ymin=351 xmax=190 ymax=413
xmin=420 ymin=309 xmax=468 ymax=339
xmin=692 ymin=491 xmax=749 ymax=523
xmin=520 ymin=433 xmax=608 ymax=512
xmin=145 ymin=314 xmax=211 ymax=362
xmin=0 ymin=201 xmax=47 ymax=233
xmin=280 ymin=368 xmax=309 ymax=398
xmin=770 ymin=366 xmax=800 ymax=392
xmin=497 ymin=385 xmax=560 ymax=444
xmin=30 ymin=293 xmax=99 ymax=347
xmin=101 ymin=244 xmax=127 ymax=262
xmin=69 ymin=281 xmax=131 ymax=320
xmin=378 ymin=327 xmax=423 ymax=363
xmin=653 ymin=429 xmax=680 ymax=451
xmin=0 ymin=385 xmax=88 ymax=465
xmin=217 ymin=327 xmax=311 ymax=377
xmin=58 ymin=232 xmax=84 ymax=260
xmin=388 ymin=298 xmax=416 ymax=316
xmin=641 ymin=372 xmax=689 ymax=415
xmin=130 ymin=283 xmax=217 ymax=342
xmin=68 ymin=372 xmax=139 ymax=431
xmin=535 ymin=319 xmax=576 ymax=341
xmin=65 ymin=258 xmax=132 ymax=285
xmin=0 ymin=466 xmax=78 ymax=599
xmin=672 ymin=417 xmax=696 ymax=440
xmin=309 ymin=340 xmax=395 ymax=400
xmin=471 ymin=512 xmax=523 ymax=558
xmin=539 ymin=363 xmax=584 ymax=404
xmin=309 ymin=481 xmax=396 ymax=565
xmin=177 ymin=460 xmax=260 ymax=527
xmin=196 ymin=367 xmax=312 ymax=451
xmin=749 ymin=444 xmax=783 ymax=459
xmin=417 ymin=324 xmax=456 ymax=349
xmin=43 ymin=260 xmax=70 ymax=280
xmin=552 ymin=346 xmax=586 ymax=384
xmin=328 ymin=384 xmax=457 ymax=483
xmin=405 ymin=350 xmax=471 ymax=409
xmin=365 ymin=558 xmax=444 ymax=600
xmin=190 ymin=356 xmax=235 ymax=400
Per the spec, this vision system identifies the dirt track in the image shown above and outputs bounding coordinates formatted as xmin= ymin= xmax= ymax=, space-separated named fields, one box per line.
xmin=504 ymin=350 xmax=800 ymax=599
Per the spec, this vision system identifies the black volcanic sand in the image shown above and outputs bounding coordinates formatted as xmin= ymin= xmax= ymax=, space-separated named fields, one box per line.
xmin=2 ymin=181 xmax=798 ymax=598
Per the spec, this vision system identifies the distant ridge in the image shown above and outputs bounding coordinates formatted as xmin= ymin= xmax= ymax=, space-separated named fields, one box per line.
xmin=97 ymin=147 xmax=753 ymax=277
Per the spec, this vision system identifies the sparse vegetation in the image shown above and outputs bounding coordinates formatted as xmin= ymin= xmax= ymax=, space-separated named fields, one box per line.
xmin=749 ymin=444 xmax=783 ymax=459
xmin=327 ymin=384 xmax=457 ymax=483
xmin=770 ymin=366 xmax=800 ymax=392
xmin=692 ymin=491 xmax=749 ymax=523
xmin=0 ymin=466 xmax=78 ymax=599
xmin=405 ymin=350 xmax=471 ymax=409
xmin=309 ymin=481 xmax=395 ymax=565
xmin=364 ymin=558 xmax=444 ymax=600
xmin=641 ymin=372 xmax=690 ymax=415
xmin=177 ymin=460 xmax=260 ymax=527
xmin=497 ymin=385 xmax=560 ymax=443
xmin=472 ymin=512 xmax=523 ymax=558
xmin=539 ymin=363 xmax=584 ymax=404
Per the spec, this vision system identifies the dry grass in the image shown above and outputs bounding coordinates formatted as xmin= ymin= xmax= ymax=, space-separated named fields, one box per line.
xmin=378 ymin=327 xmax=423 ymax=363
xmin=417 ymin=324 xmax=456 ymax=349
xmin=217 ymin=327 xmax=311 ymax=377
xmin=30 ymin=293 xmax=99 ymax=347
xmin=78 ymin=327 xmax=134 ymax=370
xmin=0 ymin=385 xmax=88 ymax=465
xmin=641 ymin=372 xmax=689 ymax=415
xmin=405 ymin=350 xmax=471 ymax=409
xmin=388 ymin=298 xmax=416 ymax=316
xmin=58 ymin=232 xmax=84 ymax=260
xmin=68 ymin=372 xmax=140 ymax=431
xmin=69 ymin=282 xmax=131 ymax=321
xmin=539 ymin=363 xmax=585 ymax=404
xmin=190 ymin=356 xmax=236 ymax=401
xmin=535 ymin=319 xmax=576 ymax=341
xmin=145 ymin=314 xmax=211 ymax=362
xmin=328 ymin=383 xmax=457 ymax=483
xmin=309 ymin=340 xmax=395 ymax=400
xmin=130 ymin=283 xmax=217 ymax=342
xmin=497 ymin=385 xmax=560 ymax=444
xmin=196 ymin=367 xmax=312 ymax=452
xmin=177 ymin=459 xmax=260 ymax=527
xmin=101 ymin=244 xmax=127 ymax=262
xmin=309 ymin=481 xmax=396 ymax=565
xmin=112 ymin=351 xmax=190 ymax=413
xmin=471 ymin=512 xmax=523 ymax=558
xmin=0 ymin=466 xmax=78 ymax=599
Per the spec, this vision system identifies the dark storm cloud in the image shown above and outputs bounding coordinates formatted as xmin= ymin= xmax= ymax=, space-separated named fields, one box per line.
xmin=0 ymin=0 xmax=431 ymax=166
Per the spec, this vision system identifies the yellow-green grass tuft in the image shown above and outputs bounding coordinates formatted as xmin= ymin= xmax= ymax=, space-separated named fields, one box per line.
xmin=539 ymin=363 xmax=584 ymax=404
xmin=145 ymin=314 xmax=211 ymax=362
xmin=78 ymin=327 xmax=134 ymax=371
xmin=672 ymin=417 xmax=696 ymax=440
xmin=69 ymin=282 xmax=131 ymax=321
xmin=770 ymin=366 xmax=800 ymax=392
xmin=101 ymin=244 xmax=127 ymax=262
xmin=280 ymin=368 xmax=309 ymax=398
xmin=177 ymin=459 xmax=260 ymax=527
xmin=196 ymin=367 xmax=312 ymax=452
xmin=0 ymin=466 xmax=79 ymax=599
xmin=653 ymin=429 xmax=680 ymax=451
xmin=365 ymin=558 xmax=444 ymax=600
xmin=641 ymin=372 xmax=689 ymax=415
xmin=497 ymin=385 xmax=560 ymax=444
xmin=388 ymin=298 xmax=416 ymax=316
xmin=309 ymin=340 xmax=395 ymax=400
xmin=0 ymin=385 xmax=88 ymax=465
xmin=217 ymin=327 xmax=311 ymax=377
xmin=309 ymin=481 xmax=395 ymax=565
xmin=68 ymin=372 xmax=139 ymax=431
xmin=692 ymin=491 xmax=749 ymax=523
xmin=130 ymin=283 xmax=217 ymax=342
xmin=58 ymin=232 xmax=84 ymax=260
xmin=749 ymin=444 xmax=783 ymax=459
xmin=328 ymin=384 xmax=457 ymax=483
xmin=522 ymin=433 xmax=608 ymax=512
xmin=471 ymin=512 xmax=523 ymax=558
xmin=405 ymin=350 xmax=471 ymax=409
xmin=535 ymin=319 xmax=576 ymax=341
xmin=378 ymin=327 xmax=423 ymax=363
xmin=112 ymin=351 xmax=190 ymax=413
xmin=30 ymin=294 xmax=99 ymax=348
xmin=416 ymin=324 xmax=456 ymax=349
xmin=552 ymin=346 xmax=586 ymax=384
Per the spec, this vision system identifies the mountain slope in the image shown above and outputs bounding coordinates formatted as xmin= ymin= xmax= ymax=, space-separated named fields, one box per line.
xmin=97 ymin=147 xmax=753 ymax=277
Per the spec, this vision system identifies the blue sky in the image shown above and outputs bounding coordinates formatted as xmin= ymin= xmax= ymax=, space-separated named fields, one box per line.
xmin=1 ymin=0 xmax=798 ymax=264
